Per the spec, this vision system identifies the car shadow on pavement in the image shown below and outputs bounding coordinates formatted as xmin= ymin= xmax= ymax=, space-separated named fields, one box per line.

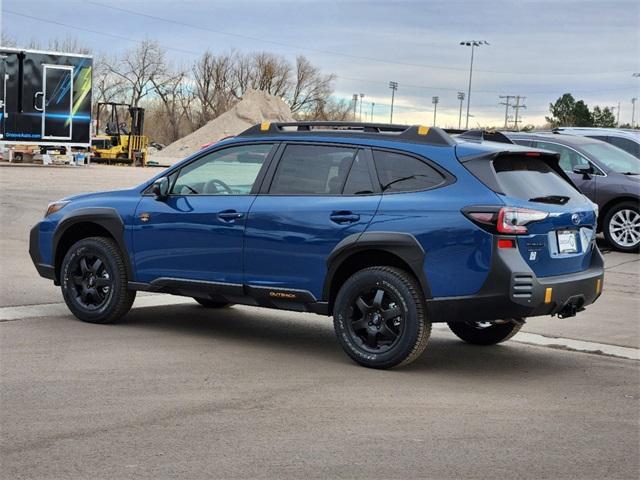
xmin=121 ymin=303 xmax=590 ymax=377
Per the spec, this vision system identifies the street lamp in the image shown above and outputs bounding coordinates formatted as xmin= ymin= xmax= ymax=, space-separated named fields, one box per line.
xmin=457 ymin=91 xmax=465 ymax=129
xmin=352 ymin=94 xmax=358 ymax=121
xmin=359 ymin=93 xmax=365 ymax=122
xmin=388 ymin=81 xmax=398 ymax=123
xmin=631 ymin=97 xmax=637 ymax=128
xmin=460 ymin=40 xmax=489 ymax=129
xmin=371 ymin=102 xmax=375 ymax=122
xmin=432 ymin=96 xmax=439 ymax=126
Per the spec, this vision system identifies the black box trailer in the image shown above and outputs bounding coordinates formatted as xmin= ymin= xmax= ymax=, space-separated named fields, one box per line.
xmin=0 ymin=47 xmax=92 ymax=151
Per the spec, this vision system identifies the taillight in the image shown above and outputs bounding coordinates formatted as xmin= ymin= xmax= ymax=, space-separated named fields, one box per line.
xmin=497 ymin=207 xmax=548 ymax=234
xmin=463 ymin=206 xmax=548 ymax=234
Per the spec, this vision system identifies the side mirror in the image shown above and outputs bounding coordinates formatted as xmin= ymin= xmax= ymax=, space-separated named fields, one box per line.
xmin=152 ymin=177 xmax=170 ymax=200
xmin=572 ymin=164 xmax=592 ymax=179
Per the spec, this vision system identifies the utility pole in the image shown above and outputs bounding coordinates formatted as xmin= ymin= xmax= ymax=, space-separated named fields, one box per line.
xmin=370 ymin=102 xmax=375 ymax=122
xmin=460 ymin=40 xmax=489 ymax=129
xmin=432 ymin=96 xmax=439 ymax=126
xmin=457 ymin=92 xmax=465 ymax=129
xmin=388 ymin=81 xmax=398 ymax=123
xmin=352 ymin=94 xmax=358 ymax=121
xmin=632 ymin=97 xmax=637 ymax=128
xmin=499 ymin=95 xmax=516 ymax=129
xmin=512 ymin=96 xmax=527 ymax=131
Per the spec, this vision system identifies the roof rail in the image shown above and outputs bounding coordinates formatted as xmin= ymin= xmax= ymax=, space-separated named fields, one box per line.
xmin=454 ymin=129 xmax=514 ymax=145
xmin=238 ymin=121 xmax=455 ymax=146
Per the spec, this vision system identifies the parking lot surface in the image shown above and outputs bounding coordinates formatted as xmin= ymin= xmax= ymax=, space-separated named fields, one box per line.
xmin=1 ymin=165 xmax=639 ymax=479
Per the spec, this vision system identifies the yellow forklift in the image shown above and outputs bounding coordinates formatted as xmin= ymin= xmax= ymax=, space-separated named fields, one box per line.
xmin=92 ymin=102 xmax=148 ymax=166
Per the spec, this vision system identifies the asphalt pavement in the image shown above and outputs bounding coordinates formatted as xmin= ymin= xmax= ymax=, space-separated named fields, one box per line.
xmin=1 ymin=165 xmax=638 ymax=479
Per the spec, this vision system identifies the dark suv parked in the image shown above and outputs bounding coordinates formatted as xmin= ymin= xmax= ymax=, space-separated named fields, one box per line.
xmin=505 ymin=132 xmax=640 ymax=252
xmin=30 ymin=122 xmax=604 ymax=369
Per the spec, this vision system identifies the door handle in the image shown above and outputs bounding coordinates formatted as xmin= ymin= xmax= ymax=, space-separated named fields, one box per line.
xmin=218 ymin=209 xmax=244 ymax=222
xmin=330 ymin=211 xmax=360 ymax=224
xmin=34 ymin=92 xmax=44 ymax=112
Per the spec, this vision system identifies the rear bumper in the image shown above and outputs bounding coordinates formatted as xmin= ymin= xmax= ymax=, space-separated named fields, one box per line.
xmin=427 ymin=239 xmax=604 ymax=323
xmin=29 ymin=224 xmax=56 ymax=281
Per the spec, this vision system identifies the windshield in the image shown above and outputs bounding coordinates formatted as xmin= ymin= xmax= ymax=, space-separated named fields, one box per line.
xmin=581 ymin=143 xmax=640 ymax=174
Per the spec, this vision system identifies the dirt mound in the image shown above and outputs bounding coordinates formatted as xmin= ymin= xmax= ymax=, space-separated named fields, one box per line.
xmin=150 ymin=89 xmax=293 ymax=165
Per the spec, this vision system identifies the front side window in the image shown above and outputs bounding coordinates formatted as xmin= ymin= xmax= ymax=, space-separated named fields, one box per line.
xmin=579 ymin=142 xmax=640 ymax=175
xmin=269 ymin=144 xmax=358 ymax=195
xmin=172 ymin=144 xmax=273 ymax=195
xmin=373 ymin=150 xmax=445 ymax=192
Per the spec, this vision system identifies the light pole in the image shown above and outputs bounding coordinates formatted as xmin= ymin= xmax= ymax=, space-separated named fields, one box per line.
xmin=352 ymin=94 xmax=358 ymax=121
xmin=370 ymin=102 xmax=375 ymax=122
xmin=432 ymin=96 xmax=439 ymax=126
xmin=457 ymin=91 xmax=465 ymax=129
xmin=632 ymin=97 xmax=637 ymax=128
xmin=460 ymin=40 xmax=488 ymax=129
xmin=359 ymin=93 xmax=365 ymax=122
xmin=388 ymin=81 xmax=398 ymax=123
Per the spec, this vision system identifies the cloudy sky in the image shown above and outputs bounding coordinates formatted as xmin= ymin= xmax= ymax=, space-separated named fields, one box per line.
xmin=3 ymin=0 xmax=639 ymax=127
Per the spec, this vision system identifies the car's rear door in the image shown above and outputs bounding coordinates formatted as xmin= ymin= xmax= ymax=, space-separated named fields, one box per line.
xmin=132 ymin=143 xmax=276 ymax=284
xmin=243 ymin=143 xmax=381 ymax=299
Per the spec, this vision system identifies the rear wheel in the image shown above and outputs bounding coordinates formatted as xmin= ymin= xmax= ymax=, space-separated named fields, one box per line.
xmin=603 ymin=201 xmax=640 ymax=252
xmin=333 ymin=266 xmax=430 ymax=369
xmin=60 ymin=237 xmax=135 ymax=324
xmin=193 ymin=297 xmax=232 ymax=308
xmin=447 ymin=320 xmax=523 ymax=345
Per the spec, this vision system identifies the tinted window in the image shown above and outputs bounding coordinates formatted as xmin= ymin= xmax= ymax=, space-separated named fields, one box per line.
xmin=343 ymin=152 xmax=375 ymax=194
xmin=534 ymin=141 xmax=589 ymax=172
xmin=172 ymin=144 xmax=272 ymax=195
xmin=373 ymin=150 xmax=445 ymax=192
xmin=270 ymin=145 xmax=357 ymax=194
xmin=493 ymin=155 xmax=581 ymax=203
xmin=606 ymin=136 xmax=640 ymax=158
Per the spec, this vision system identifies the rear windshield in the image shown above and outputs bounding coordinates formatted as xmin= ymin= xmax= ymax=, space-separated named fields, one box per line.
xmin=493 ymin=155 xmax=581 ymax=204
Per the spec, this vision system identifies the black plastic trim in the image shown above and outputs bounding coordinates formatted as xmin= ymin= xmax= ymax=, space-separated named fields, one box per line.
xmin=52 ymin=207 xmax=132 ymax=281
xmin=324 ymin=231 xmax=430 ymax=302
xmin=29 ymin=224 xmax=55 ymax=280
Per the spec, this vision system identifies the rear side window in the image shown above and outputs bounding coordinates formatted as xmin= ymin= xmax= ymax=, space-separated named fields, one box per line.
xmin=493 ymin=155 xmax=581 ymax=203
xmin=343 ymin=152 xmax=375 ymax=194
xmin=269 ymin=145 xmax=357 ymax=194
xmin=373 ymin=150 xmax=445 ymax=192
xmin=533 ymin=141 xmax=590 ymax=172
xmin=606 ymin=136 xmax=640 ymax=158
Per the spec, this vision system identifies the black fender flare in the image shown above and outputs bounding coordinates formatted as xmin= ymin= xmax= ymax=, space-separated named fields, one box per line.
xmin=323 ymin=231 xmax=431 ymax=302
xmin=52 ymin=207 xmax=133 ymax=280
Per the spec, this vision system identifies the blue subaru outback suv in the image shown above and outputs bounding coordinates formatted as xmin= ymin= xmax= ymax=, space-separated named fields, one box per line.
xmin=30 ymin=122 xmax=604 ymax=369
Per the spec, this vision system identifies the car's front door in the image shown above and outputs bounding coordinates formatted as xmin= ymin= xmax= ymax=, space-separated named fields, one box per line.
xmin=243 ymin=143 xmax=381 ymax=299
xmin=132 ymin=143 xmax=276 ymax=284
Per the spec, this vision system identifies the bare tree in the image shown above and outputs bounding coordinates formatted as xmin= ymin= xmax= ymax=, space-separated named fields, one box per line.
xmin=192 ymin=51 xmax=237 ymax=127
xmin=151 ymin=69 xmax=196 ymax=143
xmin=106 ymin=40 xmax=169 ymax=107
xmin=289 ymin=55 xmax=335 ymax=114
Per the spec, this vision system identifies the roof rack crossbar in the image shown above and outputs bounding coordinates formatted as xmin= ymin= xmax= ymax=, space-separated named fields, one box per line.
xmin=238 ymin=121 xmax=455 ymax=146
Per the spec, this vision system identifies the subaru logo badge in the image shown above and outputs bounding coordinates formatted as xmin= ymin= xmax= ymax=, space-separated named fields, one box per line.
xmin=571 ymin=213 xmax=580 ymax=225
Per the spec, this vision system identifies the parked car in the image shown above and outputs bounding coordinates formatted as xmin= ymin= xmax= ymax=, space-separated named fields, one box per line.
xmin=551 ymin=128 xmax=640 ymax=159
xmin=30 ymin=122 xmax=604 ymax=369
xmin=504 ymin=132 xmax=640 ymax=252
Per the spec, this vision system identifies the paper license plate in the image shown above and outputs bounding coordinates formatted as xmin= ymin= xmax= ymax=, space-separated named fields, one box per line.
xmin=557 ymin=230 xmax=578 ymax=254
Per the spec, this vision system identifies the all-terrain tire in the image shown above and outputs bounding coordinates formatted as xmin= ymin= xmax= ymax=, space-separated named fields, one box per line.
xmin=193 ymin=298 xmax=233 ymax=308
xmin=602 ymin=201 xmax=640 ymax=253
xmin=60 ymin=236 xmax=136 ymax=324
xmin=333 ymin=266 xmax=430 ymax=369
xmin=447 ymin=320 xmax=523 ymax=345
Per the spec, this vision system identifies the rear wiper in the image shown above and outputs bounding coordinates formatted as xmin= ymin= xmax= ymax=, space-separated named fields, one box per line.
xmin=528 ymin=195 xmax=570 ymax=205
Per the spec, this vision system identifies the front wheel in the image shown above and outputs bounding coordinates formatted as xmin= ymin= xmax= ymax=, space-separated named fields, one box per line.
xmin=447 ymin=320 xmax=523 ymax=345
xmin=333 ymin=266 xmax=430 ymax=369
xmin=60 ymin=237 xmax=136 ymax=324
xmin=603 ymin=201 xmax=640 ymax=252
